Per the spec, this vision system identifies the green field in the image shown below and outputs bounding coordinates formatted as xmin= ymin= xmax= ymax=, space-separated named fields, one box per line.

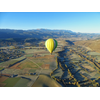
xmin=29 ymin=69 xmax=36 ymax=73
xmin=3 ymin=77 xmax=21 ymax=87
xmin=18 ymin=60 xmax=39 ymax=70
xmin=14 ymin=78 xmax=31 ymax=87
xmin=0 ymin=67 xmax=4 ymax=70
xmin=26 ymin=54 xmax=33 ymax=57
xmin=27 ymin=59 xmax=46 ymax=66
xmin=2 ymin=69 xmax=24 ymax=74
xmin=36 ymin=62 xmax=43 ymax=66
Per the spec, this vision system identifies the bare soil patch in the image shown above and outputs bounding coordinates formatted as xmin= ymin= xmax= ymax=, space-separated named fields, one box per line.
xmin=41 ymin=64 xmax=50 ymax=69
xmin=0 ymin=76 xmax=8 ymax=82
xmin=10 ymin=63 xmax=21 ymax=69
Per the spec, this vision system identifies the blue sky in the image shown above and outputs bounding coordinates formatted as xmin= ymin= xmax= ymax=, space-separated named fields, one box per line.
xmin=0 ymin=12 xmax=100 ymax=33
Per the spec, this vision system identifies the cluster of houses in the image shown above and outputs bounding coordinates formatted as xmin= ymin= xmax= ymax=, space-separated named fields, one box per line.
xmin=32 ymin=54 xmax=41 ymax=58
xmin=0 ymin=48 xmax=24 ymax=63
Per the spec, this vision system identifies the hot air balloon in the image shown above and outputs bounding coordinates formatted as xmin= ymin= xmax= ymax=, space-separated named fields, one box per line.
xmin=45 ymin=38 xmax=58 ymax=54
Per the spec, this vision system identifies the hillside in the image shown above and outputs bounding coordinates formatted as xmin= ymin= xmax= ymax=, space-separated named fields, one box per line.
xmin=74 ymin=39 xmax=100 ymax=53
xmin=0 ymin=29 xmax=100 ymax=40
xmin=32 ymin=75 xmax=62 ymax=87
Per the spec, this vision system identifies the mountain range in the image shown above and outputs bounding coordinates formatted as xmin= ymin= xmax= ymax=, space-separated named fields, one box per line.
xmin=0 ymin=29 xmax=100 ymax=40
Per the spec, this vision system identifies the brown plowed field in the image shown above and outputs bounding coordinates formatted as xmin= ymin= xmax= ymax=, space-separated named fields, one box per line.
xmin=10 ymin=63 xmax=21 ymax=69
xmin=41 ymin=64 xmax=50 ymax=69
xmin=0 ymin=76 xmax=8 ymax=82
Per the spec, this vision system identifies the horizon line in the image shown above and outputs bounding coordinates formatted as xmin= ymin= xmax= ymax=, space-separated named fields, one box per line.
xmin=0 ymin=28 xmax=100 ymax=34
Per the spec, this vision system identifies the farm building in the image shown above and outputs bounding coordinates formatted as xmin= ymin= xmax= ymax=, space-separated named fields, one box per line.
xmin=33 ymin=54 xmax=41 ymax=57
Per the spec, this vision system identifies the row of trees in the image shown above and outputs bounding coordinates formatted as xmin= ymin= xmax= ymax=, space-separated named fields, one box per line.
xmin=51 ymin=46 xmax=100 ymax=87
xmin=79 ymin=73 xmax=100 ymax=86
xmin=70 ymin=48 xmax=100 ymax=72
xmin=50 ymin=57 xmax=59 ymax=77
xmin=70 ymin=49 xmax=100 ymax=86
xmin=64 ymin=64 xmax=80 ymax=87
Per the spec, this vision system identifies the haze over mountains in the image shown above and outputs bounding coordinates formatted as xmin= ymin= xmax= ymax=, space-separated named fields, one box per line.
xmin=0 ymin=29 xmax=100 ymax=40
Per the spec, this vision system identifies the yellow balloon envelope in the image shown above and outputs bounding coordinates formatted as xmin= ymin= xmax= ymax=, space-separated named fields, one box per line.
xmin=45 ymin=38 xmax=55 ymax=54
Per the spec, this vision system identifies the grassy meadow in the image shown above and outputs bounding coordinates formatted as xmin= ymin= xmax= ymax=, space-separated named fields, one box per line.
xmin=2 ymin=77 xmax=21 ymax=87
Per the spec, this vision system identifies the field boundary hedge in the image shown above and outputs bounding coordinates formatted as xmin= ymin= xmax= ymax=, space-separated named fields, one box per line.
xmin=8 ymin=58 xmax=26 ymax=68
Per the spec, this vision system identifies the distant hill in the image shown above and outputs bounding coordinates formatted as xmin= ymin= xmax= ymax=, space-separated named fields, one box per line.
xmin=0 ymin=29 xmax=100 ymax=40
xmin=32 ymin=75 xmax=62 ymax=87
xmin=74 ymin=39 xmax=100 ymax=53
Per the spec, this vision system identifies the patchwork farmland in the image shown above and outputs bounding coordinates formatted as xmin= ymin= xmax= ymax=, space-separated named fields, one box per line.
xmin=0 ymin=44 xmax=61 ymax=87
xmin=1 ymin=39 xmax=100 ymax=87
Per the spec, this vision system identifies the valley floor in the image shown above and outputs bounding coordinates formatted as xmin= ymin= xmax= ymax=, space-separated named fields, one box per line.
xmin=51 ymin=45 xmax=100 ymax=87
xmin=1 ymin=42 xmax=100 ymax=87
